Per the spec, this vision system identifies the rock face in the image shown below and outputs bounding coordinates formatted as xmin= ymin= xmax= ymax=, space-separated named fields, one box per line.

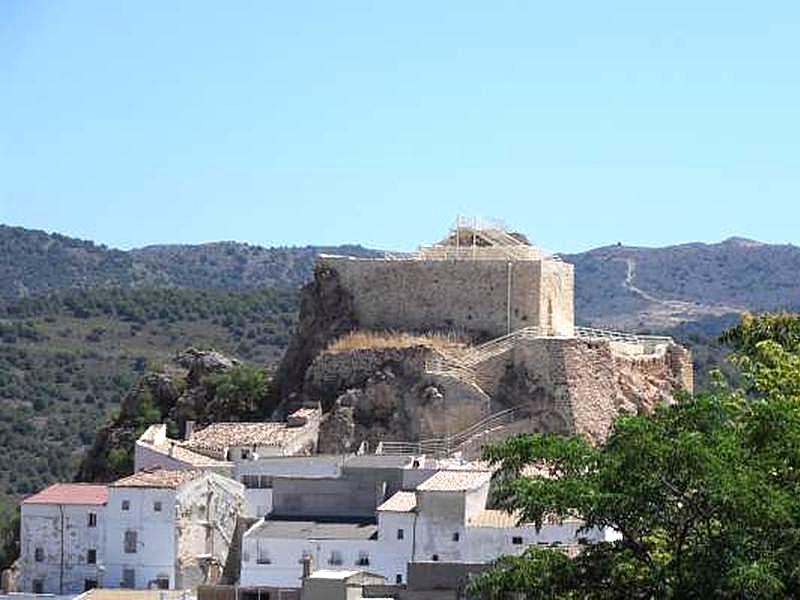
xmin=269 ymin=265 xmax=358 ymax=414
xmin=309 ymin=346 xmax=490 ymax=453
xmin=307 ymin=336 xmax=693 ymax=451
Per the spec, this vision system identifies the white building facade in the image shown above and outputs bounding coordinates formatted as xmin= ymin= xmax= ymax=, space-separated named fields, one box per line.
xmin=18 ymin=484 xmax=108 ymax=595
xmin=240 ymin=469 xmax=614 ymax=589
xmin=103 ymin=468 xmax=245 ymax=590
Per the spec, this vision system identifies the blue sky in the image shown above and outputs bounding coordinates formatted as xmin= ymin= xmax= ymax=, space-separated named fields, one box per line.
xmin=1 ymin=2 xmax=798 ymax=252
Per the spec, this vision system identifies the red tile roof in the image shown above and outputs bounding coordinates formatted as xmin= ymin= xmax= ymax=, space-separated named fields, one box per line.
xmin=23 ymin=483 xmax=108 ymax=506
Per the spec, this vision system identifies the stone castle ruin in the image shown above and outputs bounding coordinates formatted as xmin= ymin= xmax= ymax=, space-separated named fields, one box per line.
xmin=273 ymin=218 xmax=693 ymax=455
xmin=318 ymin=217 xmax=574 ymax=339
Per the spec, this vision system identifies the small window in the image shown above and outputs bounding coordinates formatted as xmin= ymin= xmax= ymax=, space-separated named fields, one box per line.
xmin=512 ymin=536 xmax=523 ymax=545
xmin=153 ymin=501 xmax=162 ymax=512
xmin=84 ymin=579 xmax=97 ymax=591
xmin=155 ymin=576 xmax=169 ymax=590
xmin=396 ymin=574 xmax=403 ymax=584
xmin=328 ymin=550 xmax=342 ymax=566
xmin=432 ymin=554 xmax=439 ymax=562
xmin=260 ymin=475 xmax=273 ymax=489
xmin=124 ymin=530 xmax=138 ymax=554
xmin=356 ymin=551 xmax=370 ymax=566
xmin=87 ymin=549 xmax=97 ymax=564
xmin=88 ymin=512 xmax=97 ymax=527
xmin=33 ymin=580 xmax=44 ymax=594
xmin=34 ymin=547 xmax=44 ymax=562
xmin=397 ymin=528 xmax=404 ymax=540
xmin=121 ymin=500 xmax=130 ymax=511
xmin=452 ymin=532 xmax=460 ymax=542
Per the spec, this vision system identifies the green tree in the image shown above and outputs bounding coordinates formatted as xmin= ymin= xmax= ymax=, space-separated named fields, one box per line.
xmin=470 ymin=314 xmax=800 ymax=599
xmin=207 ymin=363 xmax=268 ymax=417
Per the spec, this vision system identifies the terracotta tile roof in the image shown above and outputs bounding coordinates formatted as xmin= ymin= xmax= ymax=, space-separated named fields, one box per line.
xmin=468 ymin=509 xmax=583 ymax=528
xmin=289 ymin=407 xmax=319 ymax=420
xmin=111 ymin=468 xmax=205 ymax=489
xmin=23 ymin=483 xmax=108 ymax=506
xmin=151 ymin=440 xmax=230 ymax=467
xmin=377 ymin=491 xmax=417 ymax=512
xmin=417 ymin=470 xmax=492 ymax=492
xmin=468 ymin=509 xmax=521 ymax=528
xmin=181 ymin=422 xmax=303 ymax=455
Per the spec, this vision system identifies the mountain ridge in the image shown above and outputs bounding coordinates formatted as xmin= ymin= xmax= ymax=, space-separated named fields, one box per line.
xmin=4 ymin=223 xmax=800 ymax=329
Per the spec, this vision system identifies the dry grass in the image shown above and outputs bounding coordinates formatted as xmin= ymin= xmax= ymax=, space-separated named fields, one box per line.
xmin=324 ymin=330 xmax=469 ymax=354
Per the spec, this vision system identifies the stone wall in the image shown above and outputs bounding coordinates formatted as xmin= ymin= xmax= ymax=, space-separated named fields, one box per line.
xmin=320 ymin=256 xmax=574 ymax=339
xmin=502 ymin=338 xmax=693 ymax=443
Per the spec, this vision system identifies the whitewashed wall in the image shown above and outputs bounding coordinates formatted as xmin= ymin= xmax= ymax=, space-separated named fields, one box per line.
xmin=19 ymin=503 xmax=106 ymax=594
xmin=104 ymin=487 xmax=177 ymax=590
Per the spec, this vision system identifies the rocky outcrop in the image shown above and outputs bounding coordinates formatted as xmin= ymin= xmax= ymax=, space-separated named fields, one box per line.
xmin=76 ymin=348 xmax=256 ymax=483
xmin=269 ymin=265 xmax=358 ymax=414
xmin=310 ymin=346 xmax=490 ymax=453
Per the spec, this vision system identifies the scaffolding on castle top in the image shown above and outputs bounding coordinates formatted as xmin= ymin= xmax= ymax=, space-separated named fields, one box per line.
xmin=383 ymin=216 xmax=550 ymax=262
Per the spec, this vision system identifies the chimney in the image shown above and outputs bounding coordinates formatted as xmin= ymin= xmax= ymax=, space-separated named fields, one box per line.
xmin=302 ymin=555 xmax=313 ymax=579
xmin=185 ymin=421 xmax=195 ymax=440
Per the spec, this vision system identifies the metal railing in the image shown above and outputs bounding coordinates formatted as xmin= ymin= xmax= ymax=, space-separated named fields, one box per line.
xmin=376 ymin=405 xmax=530 ymax=457
xmin=574 ymin=326 xmax=672 ymax=346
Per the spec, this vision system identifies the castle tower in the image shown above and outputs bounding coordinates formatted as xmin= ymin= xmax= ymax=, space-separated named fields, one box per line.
xmin=318 ymin=217 xmax=574 ymax=339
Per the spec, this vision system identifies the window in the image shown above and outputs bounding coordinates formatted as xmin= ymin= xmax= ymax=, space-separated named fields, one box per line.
xmin=155 ymin=576 xmax=169 ymax=590
xmin=432 ymin=554 xmax=439 ymax=562
xmin=257 ymin=544 xmax=271 ymax=565
xmin=512 ymin=536 xmax=523 ymax=545
xmin=452 ymin=532 xmax=460 ymax=542
xmin=242 ymin=475 xmax=274 ymax=489
xmin=328 ymin=550 xmax=342 ymax=566
xmin=356 ymin=551 xmax=370 ymax=566
xmin=396 ymin=574 xmax=403 ymax=584
xmin=84 ymin=579 xmax=97 ymax=591
xmin=124 ymin=530 xmax=138 ymax=554
xmin=153 ymin=501 xmax=162 ymax=512
xmin=88 ymin=512 xmax=97 ymax=527
xmin=397 ymin=528 xmax=404 ymax=540
xmin=122 ymin=568 xmax=135 ymax=589
xmin=35 ymin=547 xmax=44 ymax=562
xmin=87 ymin=549 xmax=97 ymax=564
xmin=121 ymin=500 xmax=130 ymax=511
xmin=33 ymin=580 xmax=44 ymax=594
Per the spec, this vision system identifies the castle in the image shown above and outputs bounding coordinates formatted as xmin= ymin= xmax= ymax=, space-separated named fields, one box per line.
xmin=318 ymin=217 xmax=574 ymax=339
xmin=274 ymin=218 xmax=693 ymax=450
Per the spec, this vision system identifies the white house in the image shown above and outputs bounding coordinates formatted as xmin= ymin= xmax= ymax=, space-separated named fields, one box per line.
xmin=104 ymin=468 xmax=245 ymax=590
xmin=241 ymin=469 xmax=616 ymax=590
xmin=18 ymin=484 xmax=108 ymax=595
xmin=134 ymin=424 xmax=232 ymax=475
xmin=234 ymin=455 xmax=344 ymax=518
